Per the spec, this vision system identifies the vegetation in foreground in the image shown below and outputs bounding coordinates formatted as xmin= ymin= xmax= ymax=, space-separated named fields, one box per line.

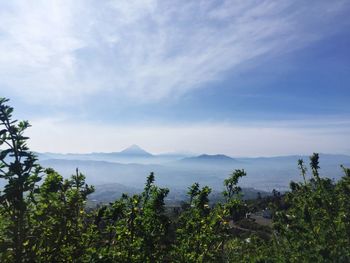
xmin=0 ymin=97 xmax=350 ymax=262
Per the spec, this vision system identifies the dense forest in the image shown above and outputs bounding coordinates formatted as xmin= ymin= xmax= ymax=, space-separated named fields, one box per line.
xmin=1 ymin=97 xmax=350 ymax=262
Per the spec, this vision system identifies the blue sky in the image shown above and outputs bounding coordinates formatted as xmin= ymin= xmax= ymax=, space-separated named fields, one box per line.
xmin=0 ymin=0 xmax=350 ymax=156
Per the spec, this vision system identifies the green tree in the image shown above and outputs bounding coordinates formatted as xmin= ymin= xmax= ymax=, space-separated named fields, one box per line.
xmin=29 ymin=168 xmax=94 ymax=262
xmin=270 ymin=154 xmax=350 ymax=262
xmin=172 ymin=184 xmax=227 ymax=262
xmin=0 ymin=98 xmax=42 ymax=262
xmin=89 ymin=173 xmax=170 ymax=262
xmin=0 ymin=98 xmax=94 ymax=263
xmin=223 ymin=169 xmax=247 ymax=221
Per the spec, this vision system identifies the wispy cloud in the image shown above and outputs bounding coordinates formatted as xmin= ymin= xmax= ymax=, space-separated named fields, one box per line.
xmin=0 ymin=0 xmax=348 ymax=104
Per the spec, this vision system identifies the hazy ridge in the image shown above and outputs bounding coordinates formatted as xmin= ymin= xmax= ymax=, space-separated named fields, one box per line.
xmin=34 ymin=146 xmax=350 ymax=203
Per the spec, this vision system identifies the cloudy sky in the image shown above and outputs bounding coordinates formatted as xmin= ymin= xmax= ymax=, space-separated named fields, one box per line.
xmin=1 ymin=0 xmax=350 ymax=156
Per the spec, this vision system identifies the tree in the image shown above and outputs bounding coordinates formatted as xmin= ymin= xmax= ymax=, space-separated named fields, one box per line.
xmin=172 ymin=183 xmax=226 ymax=262
xmin=270 ymin=153 xmax=350 ymax=261
xmin=0 ymin=98 xmax=94 ymax=262
xmin=223 ymin=169 xmax=247 ymax=221
xmin=88 ymin=173 xmax=170 ymax=262
xmin=0 ymin=98 xmax=42 ymax=262
xmin=28 ymin=168 xmax=94 ymax=262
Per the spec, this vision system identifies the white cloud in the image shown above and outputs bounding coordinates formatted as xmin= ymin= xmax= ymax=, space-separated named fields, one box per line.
xmin=26 ymin=118 xmax=350 ymax=156
xmin=0 ymin=0 xmax=348 ymax=104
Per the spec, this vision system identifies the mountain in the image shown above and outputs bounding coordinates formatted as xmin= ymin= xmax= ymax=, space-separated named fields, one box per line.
xmin=35 ymin=145 xmax=155 ymax=165
xmin=117 ymin=145 xmax=153 ymax=157
xmin=185 ymin=154 xmax=235 ymax=161
xmin=33 ymin=150 xmax=350 ymax=193
xmin=180 ymin=154 xmax=237 ymax=165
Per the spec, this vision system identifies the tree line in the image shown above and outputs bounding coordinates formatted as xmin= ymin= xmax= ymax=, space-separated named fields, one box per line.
xmin=0 ymin=98 xmax=349 ymax=262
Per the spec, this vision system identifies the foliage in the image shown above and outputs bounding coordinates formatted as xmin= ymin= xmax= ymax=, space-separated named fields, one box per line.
xmin=87 ymin=172 xmax=170 ymax=262
xmin=1 ymin=97 xmax=350 ymax=262
xmin=270 ymin=154 xmax=350 ymax=262
xmin=0 ymin=98 xmax=94 ymax=262
xmin=28 ymin=168 xmax=94 ymax=262
xmin=223 ymin=169 xmax=247 ymax=221
xmin=0 ymin=98 xmax=42 ymax=262
xmin=172 ymin=184 xmax=224 ymax=262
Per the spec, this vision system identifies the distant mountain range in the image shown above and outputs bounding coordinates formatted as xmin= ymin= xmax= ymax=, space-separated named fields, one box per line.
xmin=36 ymin=145 xmax=189 ymax=164
xmin=180 ymin=154 xmax=237 ymax=164
xmin=37 ymin=145 xmax=239 ymax=166
xmin=34 ymin=145 xmax=350 ymax=202
xmin=1 ymin=145 xmax=346 ymax=204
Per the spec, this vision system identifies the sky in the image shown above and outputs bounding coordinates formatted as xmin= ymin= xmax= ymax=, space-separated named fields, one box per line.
xmin=0 ymin=0 xmax=350 ymax=156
